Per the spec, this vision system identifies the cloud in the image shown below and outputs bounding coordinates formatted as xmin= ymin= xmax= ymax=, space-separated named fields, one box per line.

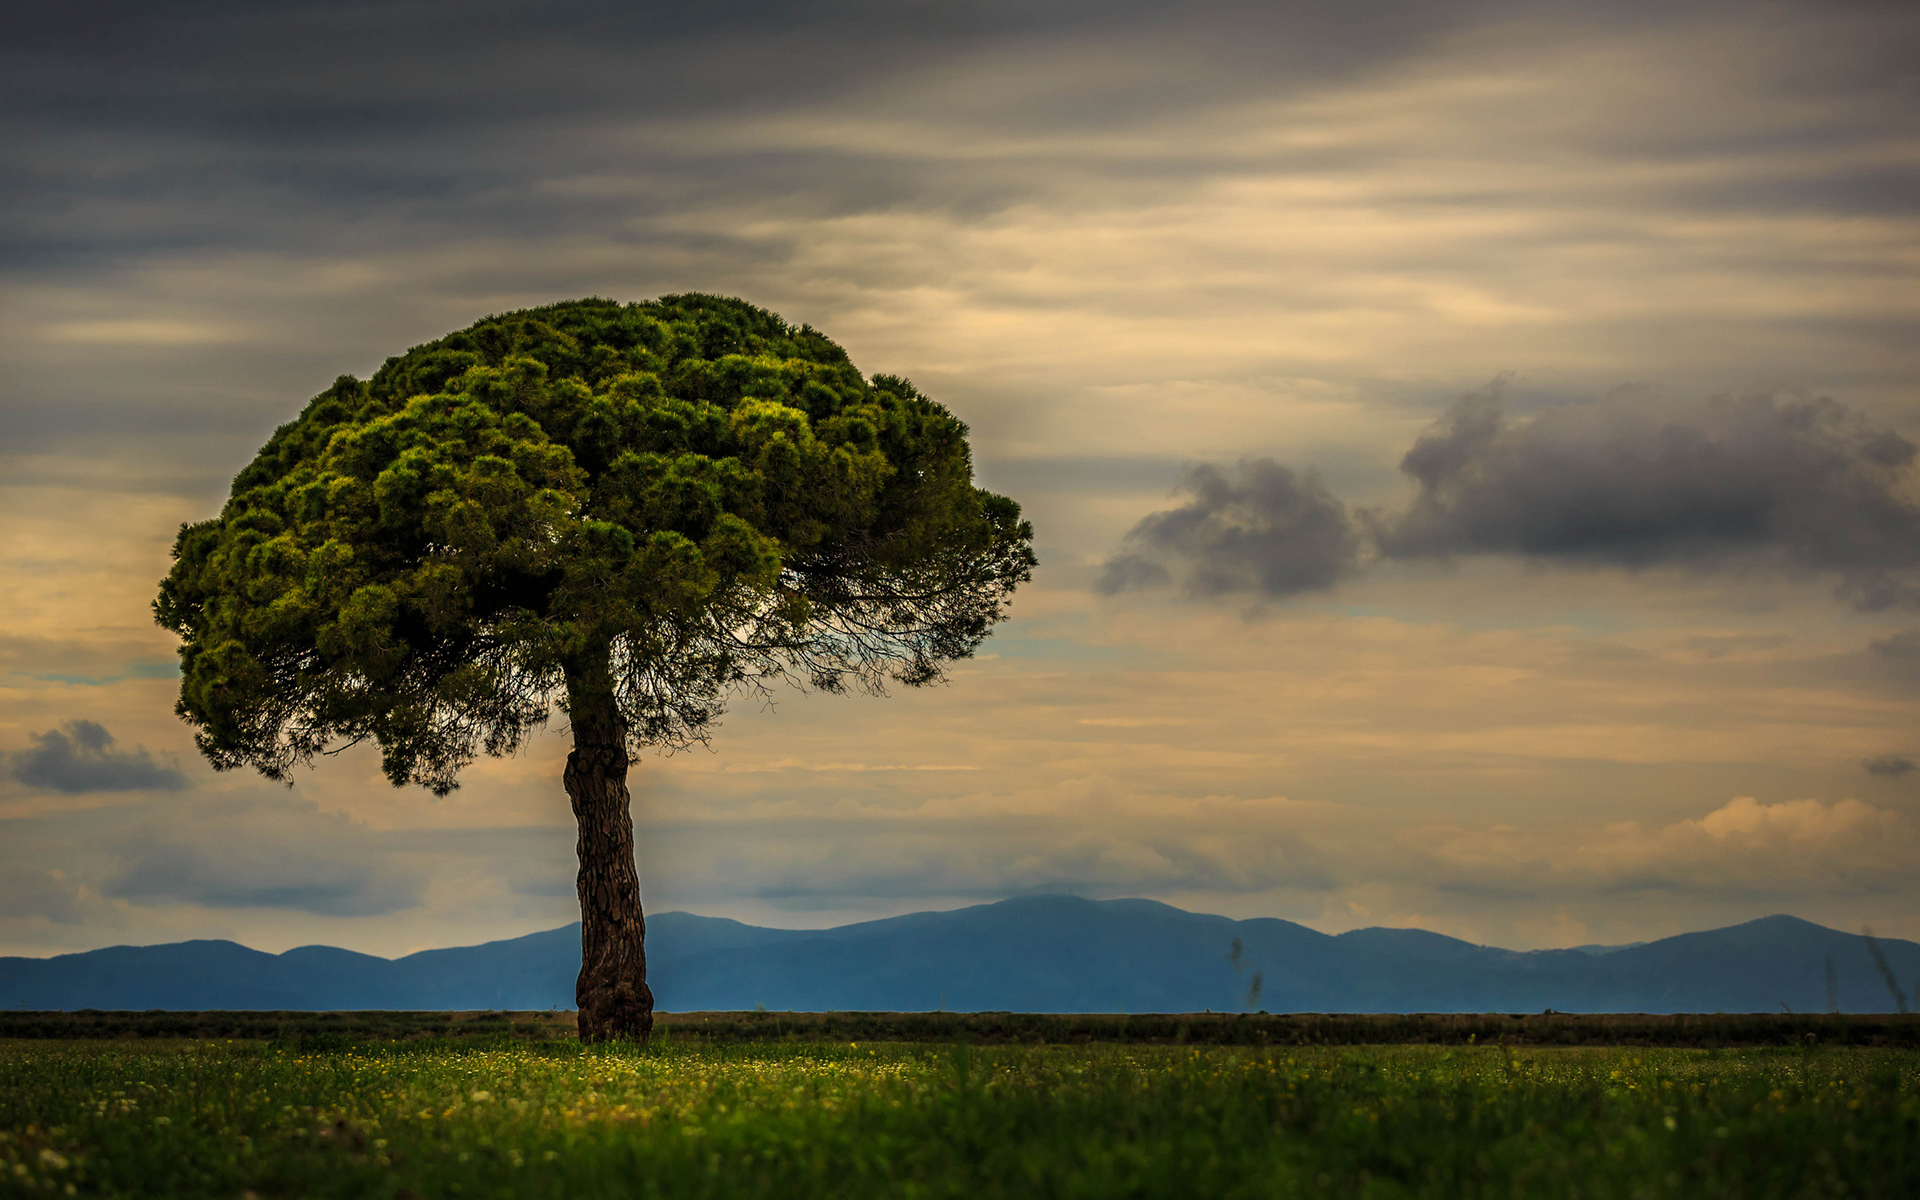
xmin=1106 ymin=385 xmax=1920 ymax=608
xmin=1097 ymin=460 xmax=1361 ymax=599
xmin=0 ymin=0 xmax=1469 ymax=279
xmin=1591 ymin=796 xmax=1910 ymax=896
xmin=8 ymin=720 xmax=185 ymax=793
xmin=1864 ymin=628 xmax=1920 ymax=691
xmin=0 ymin=868 xmax=89 ymax=925
xmin=1374 ymin=383 xmax=1920 ymax=609
xmin=633 ymin=772 xmax=1920 ymax=939
xmin=1864 ymin=754 xmax=1915 ymax=778
xmin=1426 ymin=796 xmax=1913 ymax=902
xmin=103 ymin=792 xmax=424 ymax=917
xmin=1871 ymin=627 xmax=1920 ymax=665
xmin=626 ymin=773 xmax=1353 ymax=917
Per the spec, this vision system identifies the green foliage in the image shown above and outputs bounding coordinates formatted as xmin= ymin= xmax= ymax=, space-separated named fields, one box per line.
xmin=155 ymin=296 xmax=1035 ymax=792
xmin=2 ymin=1041 xmax=1915 ymax=1198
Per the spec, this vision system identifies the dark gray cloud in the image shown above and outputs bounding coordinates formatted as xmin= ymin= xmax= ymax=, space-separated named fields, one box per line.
xmin=5 ymin=0 xmax=1914 ymax=484
xmin=0 ymin=0 xmax=1491 ymax=273
xmin=1105 ymin=385 xmax=1920 ymax=607
xmin=6 ymin=0 xmax=1906 ymax=277
xmin=1098 ymin=460 xmax=1361 ymax=599
xmin=9 ymin=720 xmax=185 ymax=793
xmin=1373 ymin=384 xmax=1920 ymax=609
xmin=1864 ymin=754 xmax=1915 ymax=778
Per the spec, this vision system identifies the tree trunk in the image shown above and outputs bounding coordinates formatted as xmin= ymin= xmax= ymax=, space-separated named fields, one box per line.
xmin=564 ymin=657 xmax=655 ymax=1042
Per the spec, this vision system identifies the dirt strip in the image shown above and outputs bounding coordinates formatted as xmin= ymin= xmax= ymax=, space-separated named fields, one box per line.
xmin=4 ymin=1009 xmax=1918 ymax=1047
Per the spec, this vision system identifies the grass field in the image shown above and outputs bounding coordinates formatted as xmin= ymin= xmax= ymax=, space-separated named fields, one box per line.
xmin=2 ymin=1038 xmax=1915 ymax=1198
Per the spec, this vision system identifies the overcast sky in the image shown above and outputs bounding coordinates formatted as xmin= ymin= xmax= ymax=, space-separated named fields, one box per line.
xmin=4 ymin=0 xmax=1919 ymax=959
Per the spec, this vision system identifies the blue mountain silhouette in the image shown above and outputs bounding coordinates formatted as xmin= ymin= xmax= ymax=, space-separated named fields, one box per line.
xmin=3 ymin=897 xmax=1915 ymax=1013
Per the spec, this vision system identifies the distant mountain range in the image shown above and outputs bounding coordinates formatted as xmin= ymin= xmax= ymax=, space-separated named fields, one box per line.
xmin=4 ymin=896 xmax=1917 ymax=1014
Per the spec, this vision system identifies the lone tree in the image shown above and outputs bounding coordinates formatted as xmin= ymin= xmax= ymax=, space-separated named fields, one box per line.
xmin=154 ymin=296 xmax=1035 ymax=1040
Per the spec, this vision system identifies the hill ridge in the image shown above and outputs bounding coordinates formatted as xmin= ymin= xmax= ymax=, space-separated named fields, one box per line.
xmin=4 ymin=896 xmax=1915 ymax=1014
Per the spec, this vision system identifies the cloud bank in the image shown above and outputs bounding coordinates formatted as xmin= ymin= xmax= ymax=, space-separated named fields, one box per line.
xmin=0 ymin=789 xmax=426 ymax=923
xmin=1105 ymin=387 xmax=1920 ymax=608
xmin=1378 ymin=385 xmax=1920 ymax=609
xmin=633 ymin=780 xmax=1918 ymax=939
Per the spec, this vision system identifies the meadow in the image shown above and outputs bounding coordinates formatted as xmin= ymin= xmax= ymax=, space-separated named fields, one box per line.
xmin=1 ymin=1037 xmax=1915 ymax=1198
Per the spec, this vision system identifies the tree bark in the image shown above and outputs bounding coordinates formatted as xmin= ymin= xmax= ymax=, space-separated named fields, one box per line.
xmin=564 ymin=657 xmax=655 ymax=1042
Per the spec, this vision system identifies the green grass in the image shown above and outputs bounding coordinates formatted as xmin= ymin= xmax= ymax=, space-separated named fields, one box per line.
xmin=2 ymin=1039 xmax=1914 ymax=1198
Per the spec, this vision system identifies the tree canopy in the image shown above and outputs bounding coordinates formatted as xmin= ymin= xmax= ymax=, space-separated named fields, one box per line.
xmin=155 ymin=295 xmax=1035 ymax=793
